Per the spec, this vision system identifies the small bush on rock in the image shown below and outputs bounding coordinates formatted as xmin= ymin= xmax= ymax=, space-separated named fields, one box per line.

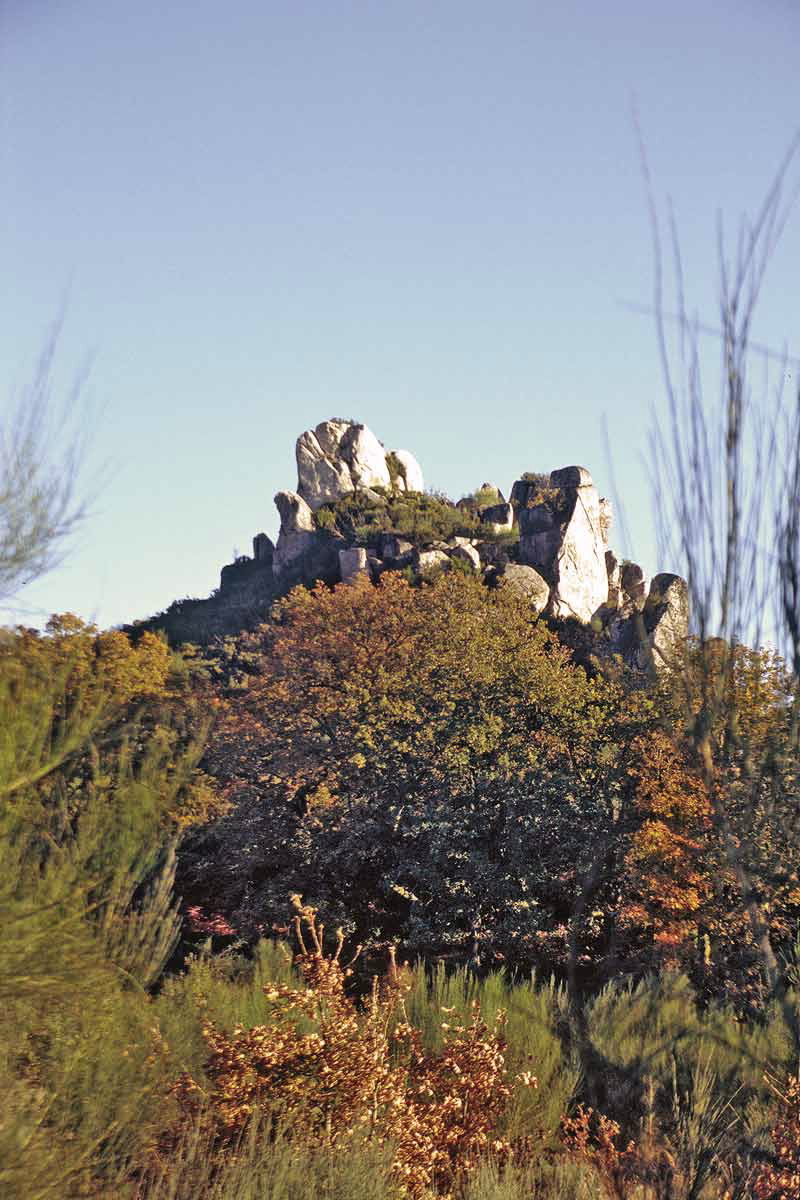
xmin=314 ymin=489 xmax=483 ymax=548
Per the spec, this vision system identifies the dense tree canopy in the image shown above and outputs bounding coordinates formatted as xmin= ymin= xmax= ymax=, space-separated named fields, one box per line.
xmin=184 ymin=573 xmax=726 ymax=984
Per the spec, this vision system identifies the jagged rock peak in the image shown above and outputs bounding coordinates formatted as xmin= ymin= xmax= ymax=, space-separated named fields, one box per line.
xmin=549 ymin=464 xmax=593 ymax=489
xmin=274 ymin=490 xmax=315 ymax=534
xmin=294 ymin=419 xmax=424 ymax=510
xmin=516 ymin=465 xmax=610 ymax=623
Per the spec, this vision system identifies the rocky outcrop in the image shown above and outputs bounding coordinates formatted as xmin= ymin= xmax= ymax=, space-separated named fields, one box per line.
xmin=605 ymin=551 xmax=621 ymax=606
xmin=295 ymin=419 xmax=423 ymax=510
xmin=642 ymin=573 xmax=689 ymax=670
xmin=272 ymin=520 xmax=342 ymax=588
xmin=480 ymin=502 xmax=514 ymax=533
xmin=392 ymin=449 xmax=424 ymax=493
xmin=509 ymin=478 xmax=541 ymax=510
xmin=296 ymin=424 xmax=355 ymax=510
xmin=160 ymin=420 xmax=688 ymax=666
xmin=339 ymin=546 xmax=370 ymax=584
xmin=518 ymin=466 xmax=610 ymax=623
xmin=252 ymin=532 xmax=274 ymax=563
xmin=415 ymin=548 xmax=451 ymax=577
xmin=342 ymin=424 xmax=392 ymax=491
xmin=377 ymin=533 xmax=414 ymax=563
xmin=271 ymin=440 xmax=688 ymax=668
xmin=448 ymin=541 xmax=481 ymax=571
xmin=269 ymin=421 xmax=429 ymax=585
xmin=599 ymin=498 xmax=614 ymax=545
xmin=495 ymin=564 xmax=549 ymax=615
xmin=620 ymin=561 xmax=648 ymax=614
xmin=274 ymin=491 xmax=315 ymax=534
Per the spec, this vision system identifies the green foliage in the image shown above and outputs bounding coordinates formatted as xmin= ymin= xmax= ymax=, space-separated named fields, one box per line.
xmin=197 ymin=572 xmax=634 ymax=960
xmin=462 ymin=1159 xmax=600 ymax=1199
xmin=0 ymin=329 xmax=90 ymax=602
xmin=518 ymin=472 xmax=561 ymax=509
xmin=0 ymin=607 xmax=793 ymax=1200
xmin=313 ymin=505 xmax=338 ymax=532
xmin=473 ymin=484 xmax=503 ymax=507
xmin=582 ymin=972 xmax=792 ymax=1194
xmin=138 ymin=1117 xmax=399 ymax=1200
xmin=0 ymin=619 xmax=210 ymax=1196
xmin=156 ymin=940 xmax=301 ymax=1080
xmin=404 ymin=964 xmax=578 ymax=1148
xmin=312 ymin=487 xmax=511 ymax=548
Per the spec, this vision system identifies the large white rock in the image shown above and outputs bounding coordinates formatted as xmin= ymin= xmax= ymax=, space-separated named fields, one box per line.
xmin=599 ymin=497 xmax=613 ymax=545
xmin=273 ymin=530 xmax=315 ymax=578
xmin=313 ymin=419 xmax=352 ymax=458
xmin=295 ymin=419 xmax=400 ymax=509
xmin=274 ymin=490 xmax=315 ymax=533
xmin=642 ymin=573 xmax=689 ymax=670
xmin=340 ymin=424 xmax=392 ymax=491
xmin=416 ymin=549 xmax=451 ymax=577
xmin=392 ymin=448 xmax=424 ymax=493
xmin=519 ymin=466 xmax=609 ymax=623
xmin=448 ymin=542 xmax=481 ymax=571
xmin=296 ymin=428 xmax=353 ymax=509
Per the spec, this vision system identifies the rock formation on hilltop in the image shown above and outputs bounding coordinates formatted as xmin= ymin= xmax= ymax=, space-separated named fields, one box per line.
xmin=271 ymin=419 xmax=425 ymax=588
xmin=295 ymin=419 xmax=424 ymax=510
xmin=141 ymin=417 xmax=688 ymax=670
xmin=516 ymin=466 xmax=610 ymax=623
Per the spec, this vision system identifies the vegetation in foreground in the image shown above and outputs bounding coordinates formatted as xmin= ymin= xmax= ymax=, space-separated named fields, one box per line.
xmin=3 ymin=567 xmax=800 ymax=1199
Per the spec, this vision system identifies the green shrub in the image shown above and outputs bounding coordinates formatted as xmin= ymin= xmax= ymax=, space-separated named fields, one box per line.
xmin=137 ymin=1117 xmax=399 ymax=1200
xmin=462 ymin=1159 xmax=601 ymax=1200
xmin=156 ymin=940 xmax=301 ymax=1080
xmin=458 ymin=484 xmax=504 ymax=514
xmin=404 ymin=964 xmax=578 ymax=1148
xmin=313 ymin=488 xmax=483 ymax=548
xmin=312 ymin=487 xmax=520 ymax=550
xmin=313 ymin=506 xmax=337 ymax=532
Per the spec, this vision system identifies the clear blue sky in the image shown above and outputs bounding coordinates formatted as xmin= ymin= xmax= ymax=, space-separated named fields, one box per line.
xmin=2 ymin=0 xmax=798 ymax=629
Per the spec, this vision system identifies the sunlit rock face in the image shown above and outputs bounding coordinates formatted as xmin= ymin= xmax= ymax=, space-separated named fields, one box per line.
xmin=296 ymin=423 xmax=361 ymax=510
xmin=296 ymin=420 xmax=395 ymax=509
xmin=270 ymin=420 xmax=429 ymax=585
xmin=274 ymin=490 xmax=315 ymax=534
xmin=518 ymin=466 xmax=610 ymax=623
xmin=392 ymin=448 xmax=424 ymax=493
xmin=339 ymin=546 xmax=370 ymax=584
xmin=642 ymin=573 xmax=690 ymax=670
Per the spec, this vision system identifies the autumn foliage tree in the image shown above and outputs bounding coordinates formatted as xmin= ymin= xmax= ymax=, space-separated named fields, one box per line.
xmin=186 ymin=572 xmax=722 ymax=986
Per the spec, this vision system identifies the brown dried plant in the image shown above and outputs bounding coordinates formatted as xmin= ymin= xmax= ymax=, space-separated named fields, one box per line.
xmin=753 ymin=1074 xmax=800 ymax=1200
xmin=561 ymin=1105 xmax=643 ymax=1199
xmin=169 ymin=898 xmax=536 ymax=1198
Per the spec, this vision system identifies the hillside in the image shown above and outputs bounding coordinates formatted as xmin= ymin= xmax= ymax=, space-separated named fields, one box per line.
xmin=134 ymin=419 xmax=688 ymax=678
